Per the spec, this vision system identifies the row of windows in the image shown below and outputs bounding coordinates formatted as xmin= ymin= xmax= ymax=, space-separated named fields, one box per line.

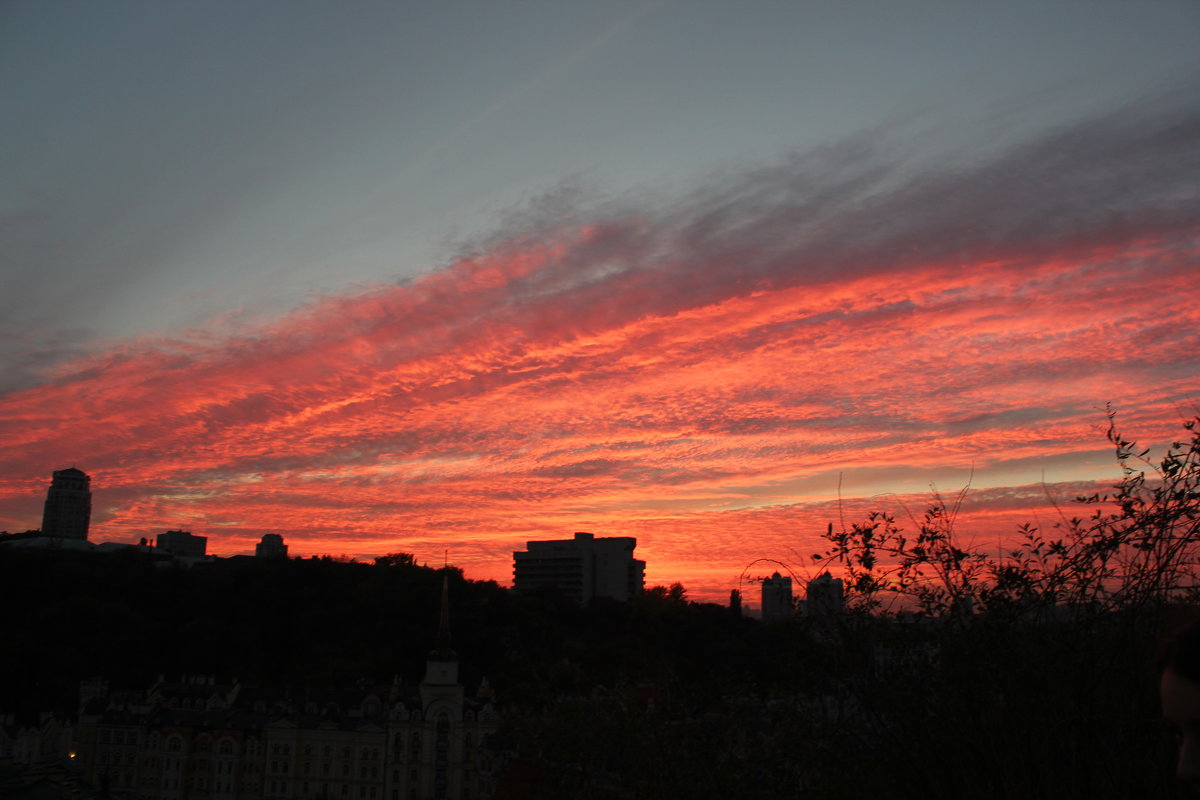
xmin=99 ymin=766 xmax=484 ymax=799
xmin=266 ymin=780 xmax=380 ymax=798
xmin=103 ymin=732 xmax=252 ymax=756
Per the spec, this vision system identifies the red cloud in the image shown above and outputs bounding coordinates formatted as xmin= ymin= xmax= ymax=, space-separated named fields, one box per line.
xmin=2 ymin=101 xmax=1198 ymax=602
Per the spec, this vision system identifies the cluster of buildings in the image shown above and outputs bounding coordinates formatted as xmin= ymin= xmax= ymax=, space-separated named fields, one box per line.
xmin=0 ymin=469 xmax=290 ymax=565
xmin=761 ymin=571 xmax=845 ymax=622
xmin=15 ymin=468 xmax=840 ymax=618
xmin=2 ymin=581 xmax=499 ymax=800
xmin=76 ymin=586 xmax=497 ymax=800
xmin=509 ymin=531 xmax=841 ymax=621
xmin=1 ymin=467 xmax=856 ymax=798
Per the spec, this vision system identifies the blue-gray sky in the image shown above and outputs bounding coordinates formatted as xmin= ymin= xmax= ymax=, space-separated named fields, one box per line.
xmin=5 ymin=0 xmax=1197 ymax=359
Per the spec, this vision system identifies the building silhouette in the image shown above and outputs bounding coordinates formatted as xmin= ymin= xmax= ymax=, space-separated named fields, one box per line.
xmin=72 ymin=578 xmax=498 ymax=800
xmin=512 ymin=532 xmax=646 ymax=603
xmin=40 ymin=468 xmax=91 ymax=540
xmin=156 ymin=530 xmax=207 ymax=558
xmin=761 ymin=572 xmax=793 ymax=622
xmin=255 ymin=534 xmax=288 ymax=559
xmin=806 ymin=572 xmax=845 ymax=617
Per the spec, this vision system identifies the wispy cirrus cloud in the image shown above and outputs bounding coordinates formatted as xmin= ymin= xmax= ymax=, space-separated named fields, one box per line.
xmin=1 ymin=92 xmax=1198 ymax=600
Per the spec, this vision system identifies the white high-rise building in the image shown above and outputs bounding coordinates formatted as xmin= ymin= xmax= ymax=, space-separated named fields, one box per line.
xmin=513 ymin=532 xmax=646 ymax=603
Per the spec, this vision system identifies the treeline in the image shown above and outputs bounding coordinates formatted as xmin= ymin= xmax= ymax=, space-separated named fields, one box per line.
xmin=5 ymin=412 xmax=1197 ymax=798
xmin=489 ymin=413 xmax=1200 ymax=799
xmin=0 ymin=551 xmax=490 ymax=716
xmin=0 ymin=549 xmax=803 ymax=718
xmin=0 ymin=543 xmax=1187 ymax=798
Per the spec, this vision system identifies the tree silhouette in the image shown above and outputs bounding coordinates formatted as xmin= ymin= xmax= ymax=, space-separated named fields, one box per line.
xmin=797 ymin=410 xmax=1200 ymax=799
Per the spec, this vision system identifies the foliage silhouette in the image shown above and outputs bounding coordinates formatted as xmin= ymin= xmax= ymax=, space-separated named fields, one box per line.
xmin=798 ymin=411 xmax=1200 ymax=799
xmin=4 ymin=413 xmax=1199 ymax=797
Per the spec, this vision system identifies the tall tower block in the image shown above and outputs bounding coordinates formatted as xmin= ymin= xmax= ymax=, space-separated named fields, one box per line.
xmin=41 ymin=467 xmax=92 ymax=540
xmin=761 ymin=571 xmax=793 ymax=622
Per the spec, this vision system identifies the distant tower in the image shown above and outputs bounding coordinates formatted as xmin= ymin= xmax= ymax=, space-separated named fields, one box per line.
xmin=761 ymin=572 xmax=793 ymax=622
xmin=41 ymin=468 xmax=92 ymax=540
xmin=255 ymin=533 xmax=289 ymax=559
xmin=807 ymin=572 xmax=845 ymax=617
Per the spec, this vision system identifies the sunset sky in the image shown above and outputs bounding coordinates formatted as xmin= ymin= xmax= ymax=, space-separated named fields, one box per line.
xmin=2 ymin=1 xmax=1199 ymax=602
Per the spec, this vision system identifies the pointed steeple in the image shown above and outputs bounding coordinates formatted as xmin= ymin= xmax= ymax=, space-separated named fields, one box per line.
xmin=423 ymin=573 xmax=459 ymax=689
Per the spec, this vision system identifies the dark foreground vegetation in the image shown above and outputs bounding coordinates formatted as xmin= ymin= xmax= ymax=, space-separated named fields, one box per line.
xmin=3 ymin=412 xmax=1198 ymax=798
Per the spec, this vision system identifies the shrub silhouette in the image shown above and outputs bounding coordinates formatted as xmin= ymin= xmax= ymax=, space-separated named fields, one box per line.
xmin=799 ymin=410 xmax=1200 ymax=799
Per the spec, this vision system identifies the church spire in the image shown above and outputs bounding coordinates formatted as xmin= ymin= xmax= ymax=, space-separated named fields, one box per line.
xmin=422 ymin=573 xmax=459 ymax=689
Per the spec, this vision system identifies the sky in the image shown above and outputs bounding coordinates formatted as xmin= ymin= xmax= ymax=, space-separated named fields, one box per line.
xmin=2 ymin=0 xmax=1199 ymax=602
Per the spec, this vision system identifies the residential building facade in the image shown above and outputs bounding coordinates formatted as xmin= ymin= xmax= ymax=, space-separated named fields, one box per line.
xmin=512 ymin=532 xmax=645 ymax=603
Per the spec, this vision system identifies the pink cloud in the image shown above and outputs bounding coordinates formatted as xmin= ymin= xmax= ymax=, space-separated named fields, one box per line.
xmin=1 ymin=97 xmax=1198 ymax=601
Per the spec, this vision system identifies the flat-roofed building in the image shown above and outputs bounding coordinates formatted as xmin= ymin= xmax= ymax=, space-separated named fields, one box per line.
xmin=156 ymin=529 xmax=207 ymax=558
xmin=513 ymin=532 xmax=646 ymax=603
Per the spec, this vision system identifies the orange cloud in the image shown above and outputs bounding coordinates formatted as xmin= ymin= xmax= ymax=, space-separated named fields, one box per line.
xmin=2 ymin=100 xmax=1198 ymax=602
